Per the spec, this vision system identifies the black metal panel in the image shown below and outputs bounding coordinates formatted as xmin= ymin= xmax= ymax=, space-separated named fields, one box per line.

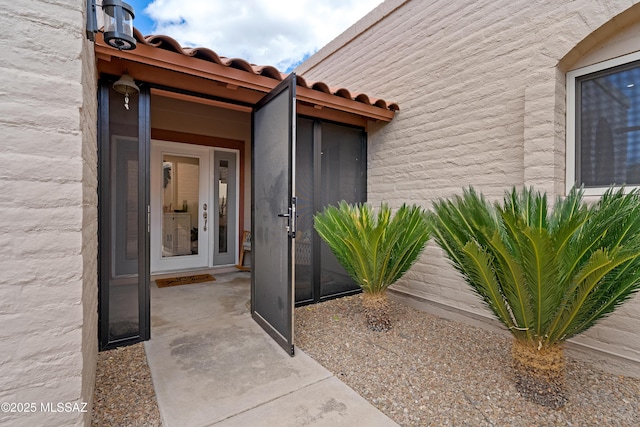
xmin=251 ymin=73 xmax=296 ymax=356
xmin=294 ymin=118 xmax=314 ymax=304
xmin=312 ymin=121 xmax=323 ymax=302
xmin=293 ymin=118 xmax=367 ymax=306
xmin=138 ymin=85 xmax=151 ymax=342
xmin=98 ymin=77 xmax=150 ymax=350
xmin=319 ymin=122 xmax=366 ymax=299
xmin=98 ymin=82 xmax=110 ymax=350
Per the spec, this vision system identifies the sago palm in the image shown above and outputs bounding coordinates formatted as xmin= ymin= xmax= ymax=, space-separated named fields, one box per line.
xmin=432 ymin=186 xmax=640 ymax=408
xmin=314 ymin=202 xmax=431 ymax=331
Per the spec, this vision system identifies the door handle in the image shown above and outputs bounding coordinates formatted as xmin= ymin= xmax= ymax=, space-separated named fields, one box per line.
xmin=278 ymin=209 xmax=291 ymax=234
xmin=277 ymin=197 xmax=297 ymax=238
xmin=203 ymin=203 xmax=208 ymax=232
xmin=290 ymin=197 xmax=297 ymax=238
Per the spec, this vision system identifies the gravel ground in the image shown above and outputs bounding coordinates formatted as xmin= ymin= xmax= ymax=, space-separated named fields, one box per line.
xmin=92 ymin=295 xmax=639 ymax=426
xmin=92 ymin=343 xmax=162 ymax=427
xmin=294 ymin=294 xmax=640 ymax=427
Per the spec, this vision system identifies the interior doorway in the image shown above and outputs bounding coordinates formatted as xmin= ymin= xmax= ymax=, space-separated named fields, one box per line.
xmin=150 ymin=140 xmax=239 ymax=274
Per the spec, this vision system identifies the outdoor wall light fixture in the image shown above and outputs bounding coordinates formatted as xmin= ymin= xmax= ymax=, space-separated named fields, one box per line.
xmin=86 ymin=0 xmax=136 ymax=50
xmin=113 ymin=74 xmax=140 ymax=110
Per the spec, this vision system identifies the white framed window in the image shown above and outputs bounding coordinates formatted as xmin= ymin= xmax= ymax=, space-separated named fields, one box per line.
xmin=567 ymin=51 xmax=640 ymax=195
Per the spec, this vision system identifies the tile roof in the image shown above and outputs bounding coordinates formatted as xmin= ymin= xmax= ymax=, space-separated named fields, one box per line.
xmin=132 ymin=29 xmax=399 ymax=113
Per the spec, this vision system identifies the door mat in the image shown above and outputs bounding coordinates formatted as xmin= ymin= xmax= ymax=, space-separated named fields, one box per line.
xmin=155 ymin=274 xmax=215 ymax=288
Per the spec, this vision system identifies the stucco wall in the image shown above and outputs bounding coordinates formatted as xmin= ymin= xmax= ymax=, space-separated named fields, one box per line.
xmin=297 ymin=0 xmax=640 ymax=374
xmin=0 ymin=0 xmax=97 ymax=425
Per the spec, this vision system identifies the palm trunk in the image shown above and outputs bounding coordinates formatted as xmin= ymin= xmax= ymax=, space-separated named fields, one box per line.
xmin=511 ymin=340 xmax=566 ymax=409
xmin=361 ymin=292 xmax=391 ymax=331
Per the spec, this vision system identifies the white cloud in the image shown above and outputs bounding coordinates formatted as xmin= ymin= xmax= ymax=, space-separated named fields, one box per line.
xmin=144 ymin=0 xmax=382 ymax=71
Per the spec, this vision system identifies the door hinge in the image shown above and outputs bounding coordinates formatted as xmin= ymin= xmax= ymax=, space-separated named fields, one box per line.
xmin=147 ymin=205 xmax=150 ymax=233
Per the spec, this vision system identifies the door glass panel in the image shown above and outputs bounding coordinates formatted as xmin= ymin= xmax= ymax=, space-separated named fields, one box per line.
xmin=213 ymin=151 xmax=237 ymax=266
xmin=113 ymin=140 xmax=138 ymax=276
xmin=320 ymin=123 xmax=365 ymax=298
xmin=107 ymin=84 xmax=140 ymax=342
xmin=161 ymin=155 xmax=199 ymax=257
xmin=295 ymin=118 xmax=314 ymax=303
xmin=150 ymin=142 xmax=210 ymax=273
xmin=218 ymin=160 xmax=229 ymax=253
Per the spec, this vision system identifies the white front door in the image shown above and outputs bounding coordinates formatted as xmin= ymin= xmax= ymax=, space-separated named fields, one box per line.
xmin=150 ymin=140 xmax=211 ymax=273
xmin=151 ymin=140 xmax=239 ymax=273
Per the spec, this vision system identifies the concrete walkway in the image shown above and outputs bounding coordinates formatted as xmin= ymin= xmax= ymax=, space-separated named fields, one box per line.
xmin=144 ymin=272 xmax=397 ymax=426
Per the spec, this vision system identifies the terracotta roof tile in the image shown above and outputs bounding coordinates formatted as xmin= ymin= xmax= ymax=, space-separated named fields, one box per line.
xmin=133 ymin=29 xmax=399 ymax=112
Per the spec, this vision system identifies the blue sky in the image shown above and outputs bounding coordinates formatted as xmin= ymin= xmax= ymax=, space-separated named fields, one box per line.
xmin=127 ymin=0 xmax=156 ymax=35
xmin=122 ymin=0 xmax=383 ymax=72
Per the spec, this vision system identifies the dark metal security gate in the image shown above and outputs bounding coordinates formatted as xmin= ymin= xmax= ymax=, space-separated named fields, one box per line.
xmin=251 ymin=74 xmax=297 ymax=356
xmin=98 ymin=77 xmax=150 ymax=350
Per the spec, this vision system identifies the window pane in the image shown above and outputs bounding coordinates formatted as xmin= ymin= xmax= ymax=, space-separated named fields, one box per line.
xmin=161 ymin=155 xmax=199 ymax=257
xmin=218 ymin=160 xmax=229 ymax=253
xmin=577 ymin=62 xmax=640 ymax=187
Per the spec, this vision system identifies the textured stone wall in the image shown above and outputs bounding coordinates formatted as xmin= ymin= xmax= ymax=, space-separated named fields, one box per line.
xmin=80 ymin=13 xmax=99 ymax=427
xmin=298 ymin=0 xmax=640 ymax=374
xmin=0 ymin=0 xmax=97 ymax=425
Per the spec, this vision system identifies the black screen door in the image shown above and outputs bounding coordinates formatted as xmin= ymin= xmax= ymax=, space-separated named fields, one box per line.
xmin=98 ymin=78 xmax=150 ymax=350
xmin=251 ymin=73 xmax=297 ymax=356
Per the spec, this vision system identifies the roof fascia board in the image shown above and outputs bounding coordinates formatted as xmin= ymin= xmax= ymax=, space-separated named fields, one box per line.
xmin=296 ymin=85 xmax=394 ymax=122
xmin=96 ymin=36 xmax=394 ymax=122
xmin=96 ymin=57 xmax=263 ymax=105
xmin=95 ymin=42 xmax=273 ymax=92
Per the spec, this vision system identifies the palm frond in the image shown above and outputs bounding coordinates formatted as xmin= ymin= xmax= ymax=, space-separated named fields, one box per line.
xmin=547 ymin=247 xmax=639 ymax=343
xmin=460 ymin=240 xmax=515 ymax=328
xmin=486 ymin=232 xmax=533 ymax=340
xmin=566 ymin=254 xmax=640 ymax=338
xmin=519 ymin=227 xmax=562 ymax=336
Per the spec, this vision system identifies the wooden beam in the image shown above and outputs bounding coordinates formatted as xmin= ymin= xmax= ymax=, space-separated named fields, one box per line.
xmin=150 ymin=88 xmax=253 ymax=113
